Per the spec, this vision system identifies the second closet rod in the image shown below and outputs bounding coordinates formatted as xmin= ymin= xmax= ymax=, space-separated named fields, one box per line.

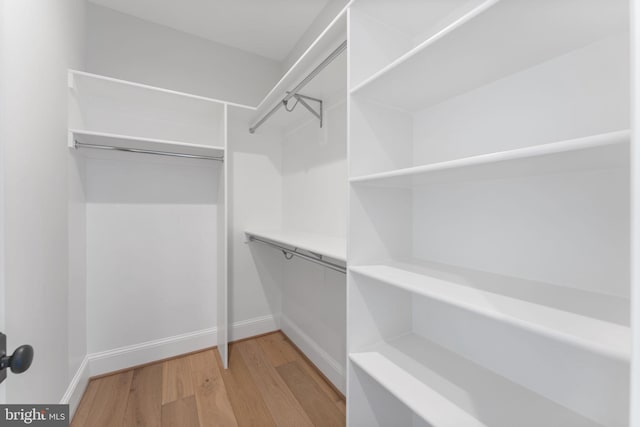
xmin=75 ymin=141 xmax=224 ymax=162
xmin=248 ymin=235 xmax=346 ymax=274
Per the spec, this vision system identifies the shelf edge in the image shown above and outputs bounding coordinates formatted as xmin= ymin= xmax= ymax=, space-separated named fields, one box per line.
xmin=68 ymin=69 xmax=256 ymax=110
xmin=348 ymin=0 xmax=499 ymax=95
xmin=350 ymin=265 xmax=630 ymax=361
xmin=349 ymin=130 xmax=630 ymax=185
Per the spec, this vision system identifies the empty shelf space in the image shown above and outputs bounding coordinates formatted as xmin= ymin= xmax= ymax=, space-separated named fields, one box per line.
xmin=245 ymin=229 xmax=346 ymax=262
xmin=71 ymin=130 xmax=224 ymax=159
xmin=350 ymin=262 xmax=630 ymax=361
xmin=350 ymin=333 xmax=601 ymax=427
xmin=350 ymin=130 xmax=629 ymax=187
xmin=349 ymin=0 xmax=627 ymax=111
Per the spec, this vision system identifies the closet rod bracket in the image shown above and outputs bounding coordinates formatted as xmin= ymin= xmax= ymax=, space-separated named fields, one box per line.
xmin=249 ymin=40 xmax=346 ymax=134
xmin=284 ymin=92 xmax=323 ymax=128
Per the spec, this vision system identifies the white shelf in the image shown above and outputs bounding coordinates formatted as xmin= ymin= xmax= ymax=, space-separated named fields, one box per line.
xmin=350 ymin=333 xmax=601 ymax=427
xmin=68 ymin=69 xmax=232 ymax=147
xmin=350 ymin=130 xmax=629 ymax=188
xmin=69 ymin=69 xmax=252 ymax=109
xmin=245 ymin=229 xmax=346 ymax=262
xmin=250 ymin=9 xmax=347 ymax=132
xmin=350 ymin=262 xmax=630 ymax=361
xmin=70 ymin=130 xmax=224 ymax=159
xmin=350 ymin=0 xmax=627 ymax=112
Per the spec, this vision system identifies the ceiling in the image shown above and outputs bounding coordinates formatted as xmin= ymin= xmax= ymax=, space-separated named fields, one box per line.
xmin=88 ymin=0 xmax=331 ymax=62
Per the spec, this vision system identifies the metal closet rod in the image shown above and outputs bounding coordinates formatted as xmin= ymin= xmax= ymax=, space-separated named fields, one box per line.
xmin=74 ymin=141 xmax=224 ymax=162
xmin=248 ymin=235 xmax=346 ymax=274
xmin=249 ymin=40 xmax=347 ymax=134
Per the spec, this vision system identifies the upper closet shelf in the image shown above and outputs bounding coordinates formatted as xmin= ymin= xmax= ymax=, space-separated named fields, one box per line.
xmin=245 ymin=229 xmax=346 ymax=262
xmin=68 ymin=69 xmax=252 ymax=109
xmin=350 ymin=130 xmax=629 ymax=188
xmin=350 ymin=0 xmax=628 ymax=112
xmin=350 ymin=263 xmax=630 ymax=361
xmin=71 ymin=130 xmax=224 ymax=161
xmin=249 ymin=8 xmax=347 ymax=133
xmin=68 ymin=69 xmax=244 ymax=150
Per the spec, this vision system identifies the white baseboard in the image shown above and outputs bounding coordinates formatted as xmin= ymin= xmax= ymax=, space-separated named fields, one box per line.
xmin=88 ymin=327 xmax=219 ymax=377
xmin=87 ymin=314 xmax=279 ymax=377
xmin=229 ymin=313 xmax=280 ymax=342
xmin=280 ymin=314 xmax=346 ymax=394
xmin=60 ymin=356 xmax=90 ymax=419
xmin=61 ymin=314 xmax=280 ymax=420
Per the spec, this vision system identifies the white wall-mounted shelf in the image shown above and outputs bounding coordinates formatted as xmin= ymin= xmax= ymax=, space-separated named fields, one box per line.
xmin=68 ymin=69 xmax=250 ymax=109
xmin=347 ymin=0 xmax=631 ymax=425
xmin=350 ymin=130 xmax=629 ymax=187
xmin=249 ymin=10 xmax=347 ymax=133
xmin=350 ymin=0 xmax=627 ymax=112
xmin=68 ymin=69 xmax=232 ymax=147
xmin=245 ymin=229 xmax=346 ymax=262
xmin=350 ymin=334 xmax=601 ymax=427
xmin=70 ymin=129 xmax=225 ymax=159
xmin=350 ymin=263 xmax=630 ymax=360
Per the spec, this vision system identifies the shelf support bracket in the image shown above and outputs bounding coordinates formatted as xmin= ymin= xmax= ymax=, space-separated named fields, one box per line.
xmin=285 ymin=92 xmax=323 ymax=128
xmin=248 ymin=40 xmax=346 ymax=134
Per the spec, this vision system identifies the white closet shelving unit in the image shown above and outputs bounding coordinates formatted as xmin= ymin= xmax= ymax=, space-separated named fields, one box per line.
xmin=227 ymin=5 xmax=349 ymax=392
xmin=243 ymin=7 xmax=348 ymax=268
xmin=68 ymin=69 xmax=237 ymax=368
xmin=68 ymin=70 xmax=229 ymax=154
xmin=347 ymin=0 xmax=631 ymax=426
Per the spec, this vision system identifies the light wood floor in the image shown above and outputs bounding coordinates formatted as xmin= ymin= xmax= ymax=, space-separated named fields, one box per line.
xmin=72 ymin=332 xmax=346 ymax=427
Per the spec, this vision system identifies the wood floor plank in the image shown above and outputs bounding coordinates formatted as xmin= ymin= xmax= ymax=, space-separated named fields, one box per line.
xmin=190 ymin=349 xmax=238 ymax=427
xmin=257 ymin=333 xmax=297 ymax=367
xmin=123 ymin=363 xmax=163 ymax=426
xmin=279 ymin=334 xmax=344 ymax=405
xmin=216 ymin=345 xmax=277 ymax=427
xmin=71 ymin=379 xmax=100 ymax=427
xmin=73 ymin=333 xmax=345 ymax=427
xmin=76 ymin=371 xmax=133 ymax=426
xmin=161 ymin=396 xmax=199 ymax=427
xmin=162 ymin=355 xmax=195 ymax=404
xmin=235 ymin=339 xmax=314 ymax=427
xmin=276 ymin=361 xmax=345 ymax=427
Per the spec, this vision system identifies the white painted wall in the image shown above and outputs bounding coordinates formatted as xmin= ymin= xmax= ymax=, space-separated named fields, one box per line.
xmin=413 ymin=34 xmax=629 ymax=166
xmin=227 ymin=107 xmax=284 ymax=335
xmin=282 ymin=101 xmax=347 ymax=237
xmin=414 ymin=169 xmax=629 ymax=299
xmin=280 ymin=100 xmax=348 ymax=391
xmin=631 ymin=1 xmax=640 ymax=425
xmin=0 ymin=0 xmax=5 ymax=404
xmin=84 ymin=152 xmax=220 ymax=353
xmin=86 ymin=3 xmax=282 ymax=107
xmin=67 ymin=152 xmax=87 ymax=394
xmin=0 ymin=0 xmax=85 ymax=403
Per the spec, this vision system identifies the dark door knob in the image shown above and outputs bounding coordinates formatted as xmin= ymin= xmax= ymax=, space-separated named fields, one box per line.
xmin=1 ymin=345 xmax=34 ymax=374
